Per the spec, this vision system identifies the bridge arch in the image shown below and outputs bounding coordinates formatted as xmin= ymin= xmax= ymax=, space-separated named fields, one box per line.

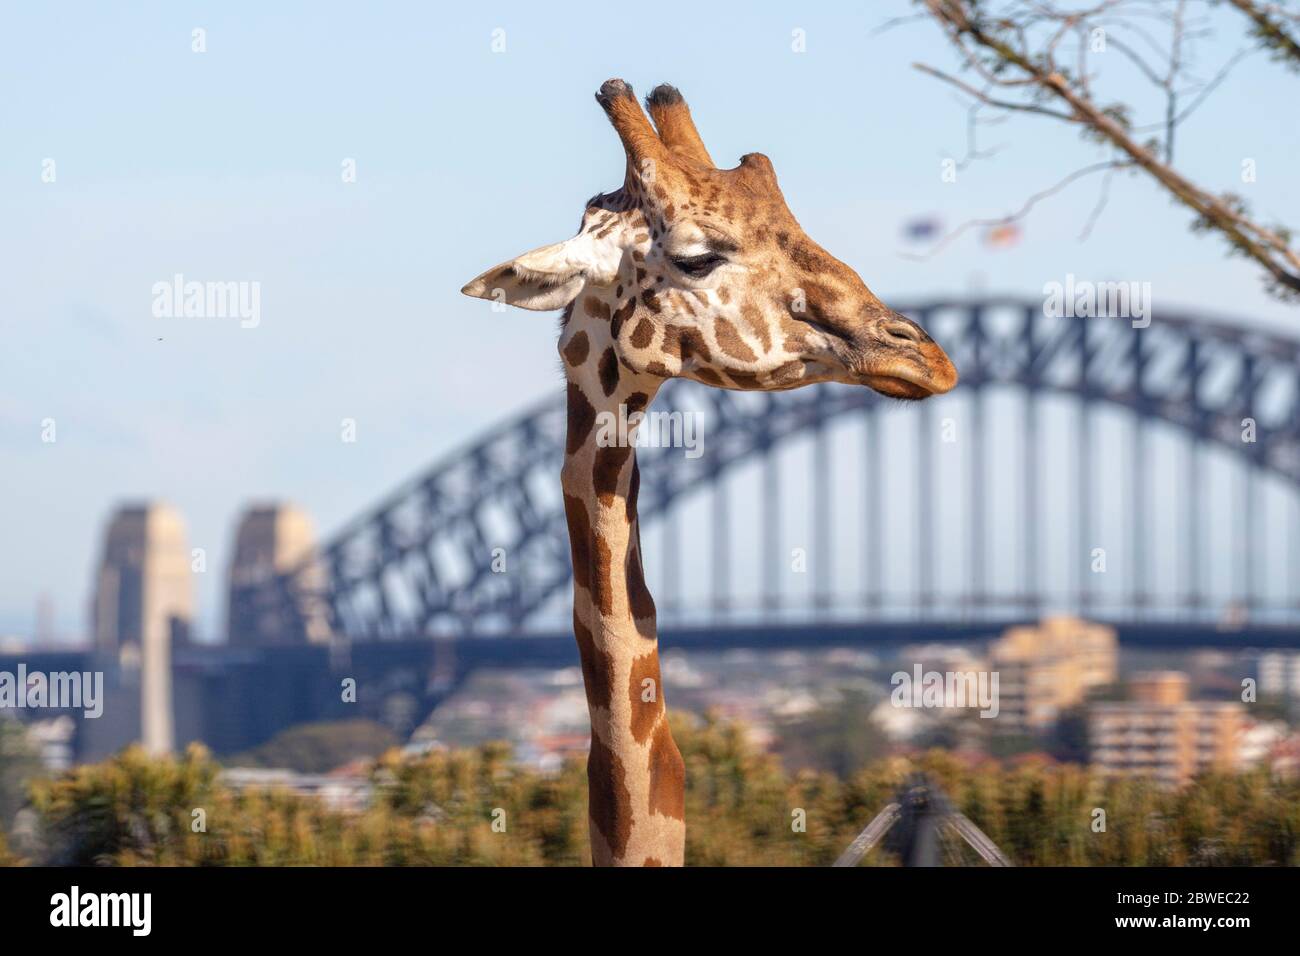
xmin=238 ymin=298 xmax=1300 ymax=641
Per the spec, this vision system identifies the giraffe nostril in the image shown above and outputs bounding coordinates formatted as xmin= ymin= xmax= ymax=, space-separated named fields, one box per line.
xmin=882 ymin=316 xmax=925 ymax=345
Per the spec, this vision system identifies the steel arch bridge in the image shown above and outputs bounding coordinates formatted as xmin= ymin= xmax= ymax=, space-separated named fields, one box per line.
xmin=236 ymin=297 xmax=1300 ymax=644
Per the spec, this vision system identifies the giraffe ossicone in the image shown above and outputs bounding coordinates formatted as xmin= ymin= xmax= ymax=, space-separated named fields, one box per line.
xmin=462 ymin=78 xmax=957 ymax=866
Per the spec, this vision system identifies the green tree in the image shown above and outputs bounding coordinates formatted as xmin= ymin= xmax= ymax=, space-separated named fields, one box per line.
xmin=226 ymin=719 xmax=399 ymax=773
xmin=9 ymin=717 xmax=1300 ymax=867
xmin=776 ymin=691 xmax=888 ymax=777
xmin=0 ymin=717 xmax=44 ymax=832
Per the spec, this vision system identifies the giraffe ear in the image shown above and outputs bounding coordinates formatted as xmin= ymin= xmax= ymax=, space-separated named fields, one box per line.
xmin=461 ymin=240 xmax=589 ymax=312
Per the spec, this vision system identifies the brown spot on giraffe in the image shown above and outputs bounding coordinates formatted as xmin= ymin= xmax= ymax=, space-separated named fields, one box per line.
xmin=740 ymin=303 xmax=772 ymax=352
xmin=565 ymin=384 xmax=596 ymax=456
xmin=630 ymin=317 xmax=656 ymax=349
xmin=627 ymin=651 xmax=664 ymax=744
xmin=562 ymin=494 xmax=592 ymax=591
xmin=592 ymin=444 xmax=632 ymax=508
xmin=778 ymin=315 xmax=811 ymax=353
xmin=611 ymin=299 xmax=636 ymax=338
xmin=660 ymin=328 xmax=681 ymax=363
xmin=647 ymin=721 xmax=685 ymax=821
xmin=573 ymin=613 xmax=614 ymax=711
xmin=598 ymin=347 xmax=620 ymax=396
xmin=672 ymin=291 xmax=697 ymax=317
xmin=626 ymin=457 xmax=641 ymax=524
xmin=771 ymin=360 xmax=804 ymax=385
xmin=714 ymin=316 xmax=757 ymax=362
xmin=627 ymin=536 xmax=656 ymax=622
xmin=562 ymin=330 xmax=590 ymax=367
xmin=675 ymin=326 xmax=711 ymax=364
xmin=587 ymin=735 xmax=632 ymax=859
xmin=591 ymin=531 xmax=614 ymax=616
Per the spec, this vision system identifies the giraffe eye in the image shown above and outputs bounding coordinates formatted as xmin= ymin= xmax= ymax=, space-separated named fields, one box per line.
xmin=670 ymin=252 xmax=726 ymax=278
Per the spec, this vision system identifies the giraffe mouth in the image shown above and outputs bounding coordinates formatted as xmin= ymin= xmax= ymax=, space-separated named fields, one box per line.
xmin=860 ymin=373 xmax=935 ymax=401
xmin=856 ymin=344 xmax=958 ymax=400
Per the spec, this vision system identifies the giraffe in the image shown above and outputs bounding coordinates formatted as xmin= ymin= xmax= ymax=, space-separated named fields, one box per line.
xmin=461 ymin=79 xmax=957 ymax=866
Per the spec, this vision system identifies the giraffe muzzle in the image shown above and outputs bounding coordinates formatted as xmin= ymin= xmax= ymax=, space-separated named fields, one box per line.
xmin=854 ymin=313 xmax=958 ymax=399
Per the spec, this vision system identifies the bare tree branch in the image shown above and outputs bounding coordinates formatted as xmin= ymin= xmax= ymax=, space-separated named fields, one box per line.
xmin=1226 ymin=0 xmax=1300 ymax=69
xmin=955 ymin=99 xmax=1010 ymax=170
xmin=1129 ymin=46 xmax=1254 ymax=131
xmin=915 ymin=0 xmax=1300 ymax=299
xmin=1079 ymin=161 xmax=1122 ymax=240
xmin=913 ymin=61 xmax=1076 ymax=119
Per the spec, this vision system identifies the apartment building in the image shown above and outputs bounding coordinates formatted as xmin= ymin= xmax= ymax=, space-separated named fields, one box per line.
xmin=1090 ymin=671 xmax=1244 ymax=787
xmin=989 ymin=616 xmax=1119 ymax=733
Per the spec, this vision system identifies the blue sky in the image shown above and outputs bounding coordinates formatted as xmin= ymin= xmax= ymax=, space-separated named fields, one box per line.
xmin=2 ymin=1 xmax=1296 ymax=640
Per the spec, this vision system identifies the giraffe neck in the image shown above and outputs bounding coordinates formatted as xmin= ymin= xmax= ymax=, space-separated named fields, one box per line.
xmin=560 ymin=304 xmax=686 ymax=867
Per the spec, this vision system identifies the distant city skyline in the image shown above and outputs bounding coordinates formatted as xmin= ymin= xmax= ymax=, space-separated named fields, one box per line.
xmin=3 ymin=1 xmax=1298 ymax=641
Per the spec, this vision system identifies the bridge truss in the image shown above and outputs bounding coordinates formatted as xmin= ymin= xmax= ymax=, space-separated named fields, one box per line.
xmin=237 ymin=298 xmax=1300 ymax=642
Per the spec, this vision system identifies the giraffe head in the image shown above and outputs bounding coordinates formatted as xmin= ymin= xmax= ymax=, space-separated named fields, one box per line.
xmin=462 ymin=79 xmax=957 ymax=400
